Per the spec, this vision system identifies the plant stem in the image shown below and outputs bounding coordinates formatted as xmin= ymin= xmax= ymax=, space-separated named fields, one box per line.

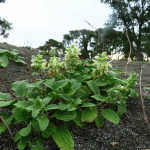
xmin=97 ymin=102 xmax=113 ymax=108
xmin=140 ymin=65 xmax=150 ymax=130
xmin=50 ymin=122 xmax=56 ymax=128
xmin=0 ymin=116 xmax=14 ymax=139
xmin=22 ymin=52 xmax=35 ymax=83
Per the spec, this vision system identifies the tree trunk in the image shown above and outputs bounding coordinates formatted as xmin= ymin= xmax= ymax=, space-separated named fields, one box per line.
xmin=136 ymin=46 xmax=142 ymax=61
xmin=134 ymin=44 xmax=142 ymax=61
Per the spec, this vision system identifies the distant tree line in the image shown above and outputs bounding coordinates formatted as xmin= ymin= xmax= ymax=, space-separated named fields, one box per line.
xmin=1 ymin=0 xmax=150 ymax=61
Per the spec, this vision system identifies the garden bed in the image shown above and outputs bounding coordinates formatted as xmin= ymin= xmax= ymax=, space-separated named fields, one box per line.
xmin=0 ymin=44 xmax=150 ymax=150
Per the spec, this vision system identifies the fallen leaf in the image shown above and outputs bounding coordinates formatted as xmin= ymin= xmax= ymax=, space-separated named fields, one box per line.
xmin=110 ymin=142 xmax=119 ymax=147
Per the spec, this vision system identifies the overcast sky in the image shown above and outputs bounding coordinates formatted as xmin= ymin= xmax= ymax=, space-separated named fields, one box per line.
xmin=0 ymin=0 xmax=112 ymax=48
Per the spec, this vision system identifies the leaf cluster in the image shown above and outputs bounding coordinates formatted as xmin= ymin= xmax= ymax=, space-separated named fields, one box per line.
xmin=0 ymin=47 xmax=26 ymax=67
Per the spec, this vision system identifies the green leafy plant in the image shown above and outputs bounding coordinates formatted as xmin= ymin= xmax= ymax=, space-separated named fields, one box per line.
xmin=0 ymin=48 xmax=26 ymax=67
xmin=0 ymin=44 xmax=138 ymax=150
xmin=39 ymin=48 xmax=56 ymax=57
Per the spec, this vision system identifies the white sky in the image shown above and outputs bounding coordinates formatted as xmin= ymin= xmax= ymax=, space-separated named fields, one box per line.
xmin=0 ymin=0 xmax=112 ymax=48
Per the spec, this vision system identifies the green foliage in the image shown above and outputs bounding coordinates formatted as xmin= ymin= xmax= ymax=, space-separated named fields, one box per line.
xmin=0 ymin=17 xmax=13 ymax=38
xmin=99 ymin=0 xmax=150 ymax=61
xmin=0 ymin=48 xmax=26 ymax=67
xmin=0 ymin=45 xmax=138 ymax=150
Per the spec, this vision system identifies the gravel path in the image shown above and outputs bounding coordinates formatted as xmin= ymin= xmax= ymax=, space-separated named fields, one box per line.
xmin=0 ymin=44 xmax=150 ymax=150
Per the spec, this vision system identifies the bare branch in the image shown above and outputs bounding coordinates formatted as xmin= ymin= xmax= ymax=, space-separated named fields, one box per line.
xmin=84 ymin=20 xmax=104 ymax=53
xmin=124 ymin=28 xmax=132 ymax=76
xmin=139 ymin=64 xmax=150 ymax=130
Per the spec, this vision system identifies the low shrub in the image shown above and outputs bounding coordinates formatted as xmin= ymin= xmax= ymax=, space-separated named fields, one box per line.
xmin=0 ymin=44 xmax=138 ymax=150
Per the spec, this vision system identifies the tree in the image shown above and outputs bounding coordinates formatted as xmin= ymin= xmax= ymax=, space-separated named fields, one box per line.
xmin=63 ymin=34 xmax=73 ymax=47
xmin=39 ymin=39 xmax=65 ymax=56
xmin=99 ymin=0 xmax=150 ymax=61
xmin=45 ymin=39 xmax=65 ymax=50
xmin=63 ymin=29 xmax=95 ymax=59
xmin=0 ymin=0 xmax=13 ymax=38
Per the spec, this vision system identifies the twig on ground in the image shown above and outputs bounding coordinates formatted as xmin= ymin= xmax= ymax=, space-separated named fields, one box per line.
xmin=85 ymin=20 xmax=104 ymax=53
xmin=22 ymin=52 xmax=35 ymax=83
xmin=0 ymin=116 xmax=14 ymax=139
xmin=124 ymin=28 xmax=132 ymax=77
xmin=139 ymin=64 xmax=150 ymax=130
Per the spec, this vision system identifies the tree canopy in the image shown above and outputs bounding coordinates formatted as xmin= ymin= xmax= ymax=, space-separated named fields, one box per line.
xmin=100 ymin=0 xmax=150 ymax=61
xmin=0 ymin=0 xmax=13 ymax=38
xmin=63 ymin=29 xmax=95 ymax=59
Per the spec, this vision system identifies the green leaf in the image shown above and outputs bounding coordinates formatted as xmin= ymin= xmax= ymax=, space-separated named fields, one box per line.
xmin=14 ymin=132 xmax=21 ymax=142
xmin=13 ymin=107 xmax=30 ymax=122
xmin=15 ymin=80 xmax=29 ymax=97
xmin=31 ymin=119 xmax=41 ymax=132
xmin=27 ymin=81 xmax=43 ymax=92
xmin=72 ymin=83 xmax=81 ymax=91
xmin=87 ymin=80 xmax=100 ymax=95
xmin=72 ymin=98 xmax=82 ymax=106
xmin=101 ymin=85 xmax=114 ymax=91
xmin=65 ymin=120 xmax=73 ymax=128
xmin=36 ymin=116 xmax=49 ymax=131
xmin=17 ymin=135 xmax=31 ymax=150
xmin=43 ymin=78 xmax=55 ymax=89
xmin=15 ymin=58 xmax=26 ymax=64
xmin=63 ymin=87 xmax=75 ymax=95
xmin=12 ymin=81 xmax=21 ymax=91
xmin=19 ymin=122 xmax=31 ymax=137
xmin=0 ymin=49 xmax=8 ymax=53
xmin=27 ymin=91 xmax=40 ymax=99
xmin=48 ymin=92 xmax=61 ymax=98
xmin=0 ymin=100 xmax=17 ymax=107
xmin=68 ymin=105 xmax=77 ymax=111
xmin=73 ymin=109 xmax=85 ymax=127
xmin=95 ymin=78 xmax=108 ymax=86
xmin=58 ymin=102 xmax=70 ymax=111
xmin=17 ymin=141 xmax=26 ymax=150
xmin=26 ymin=105 xmax=34 ymax=111
xmin=82 ymin=107 xmax=97 ymax=122
xmin=80 ymin=86 xmax=91 ymax=95
xmin=36 ymin=135 xmax=43 ymax=144
xmin=52 ymin=125 xmax=74 ymax=150
xmin=101 ymin=109 xmax=119 ymax=124
xmin=52 ymin=80 xmax=68 ymax=91
xmin=32 ymin=108 xmax=41 ymax=118
xmin=45 ymin=104 xmax=59 ymax=111
xmin=61 ymin=94 xmax=72 ymax=102
xmin=31 ymin=143 xmax=43 ymax=150
xmin=42 ymin=96 xmax=52 ymax=106
xmin=14 ymin=101 xmax=33 ymax=109
xmin=42 ymin=125 xmax=55 ymax=138
xmin=117 ymin=103 xmax=126 ymax=116
xmin=56 ymin=110 xmax=76 ymax=121
xmin=0 ymin=92 xmax=10 ymax=101
xmin=129 ymin=88 xmax=137 ymax=97
xmin=0 ymin=113 xmax=13 ymax=134
xmin=0 ymin=54 xmax=8 ymax=67
xmin=81 ymin=103 xmax=97 ymax=107
xmin=143 ymin=87 xmax=150 ymax=90
xmin=94 ymin=115 xmax=104 ymax=128
xmin=91 ymin=94 xmax=108 ymax=102
xmin=83 ymin=68 xmax=90 ymax=74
